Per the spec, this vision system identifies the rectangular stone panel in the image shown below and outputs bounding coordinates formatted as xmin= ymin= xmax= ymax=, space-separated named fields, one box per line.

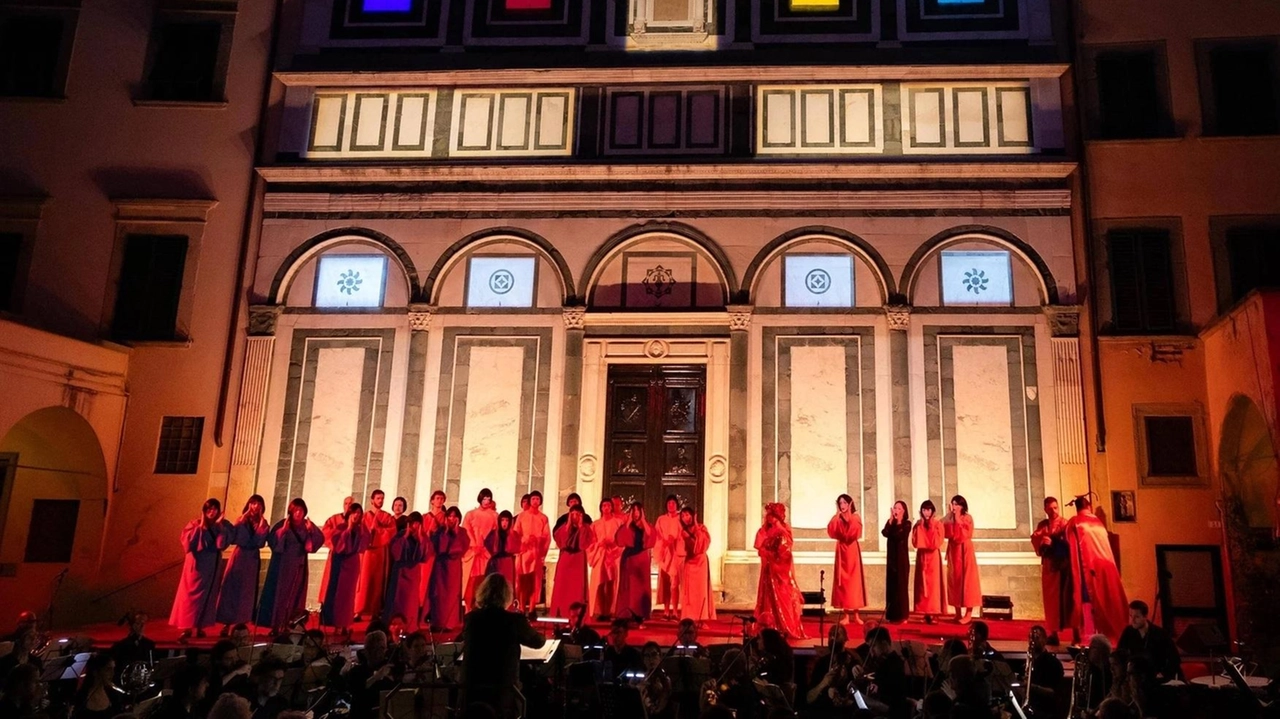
xmin=951 ymin=344 xmax=1016 ymax=529
xmin=789 ymin=345 xmax=850 ymax=529
xmin=458 ymin=346 xmax=526 ymax=511
xmin=302 ymin=347 xmax=366 ymax=516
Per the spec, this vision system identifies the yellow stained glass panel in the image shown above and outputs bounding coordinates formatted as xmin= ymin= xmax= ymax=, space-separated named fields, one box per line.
xmin=791 ymin=0 xmax=840 ymax=10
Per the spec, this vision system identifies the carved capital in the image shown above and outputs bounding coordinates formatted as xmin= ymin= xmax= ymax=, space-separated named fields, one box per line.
xmin=562 ymin=306 xmax=586 ymax=331
xmin=727 ymin=305 xmax=752 ymax=332
xmin=407 ymin=303 xmax=434 ymax=333
xmin=885 ymin=305 xmax=911 ymax=331
xmin=247 ymin=304 xmax=283 ymax=337
xmin=1044 ymin=304 xmax=1082 ymax=337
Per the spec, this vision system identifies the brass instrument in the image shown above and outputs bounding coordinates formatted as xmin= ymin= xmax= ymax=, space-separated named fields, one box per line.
xmin=1067 ymin=654 xmax=1094 ymax=719
xmin=1021 ymin=637 xmax=1034 ymax=711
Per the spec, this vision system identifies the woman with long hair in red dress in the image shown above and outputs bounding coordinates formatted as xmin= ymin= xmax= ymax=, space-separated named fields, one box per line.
xmin=911 ymin=499 xmax=946 ymax=624
xmin=943 ymin=494 xmax=982 ymax=624
xmin=754 ymin=503 xmax=806 ymax=639
xmin=827 ymin=493 xmax=867 ymax=625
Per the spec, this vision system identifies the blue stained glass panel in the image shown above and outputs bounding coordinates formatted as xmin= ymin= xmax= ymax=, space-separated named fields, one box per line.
xmin=363 ymin=0 xmax=412 ymax=11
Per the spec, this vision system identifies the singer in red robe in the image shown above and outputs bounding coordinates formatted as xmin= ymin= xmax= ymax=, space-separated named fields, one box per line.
xmin=654 ymin=495 xmax=683 ymax=620
xmin=1031 ymin=496 xmax=1072 ymax=636
xmin=943 ymin=495 xmax=982 ymax=623
xmin=461 ymin=489 xmax=498 ymax=611
xmin=1066 ymin=497 xmax=1128 ymax=642
xmin=755 ymin=503 xmax=806 ymax=639
xmin=589 ymin=499 xmax=624 ymax=619
xmin=676 ymin=507 xmax=716 ymax=622
xmin=615 ymin=503 xmax=657 ymax=623
xmin=170 ymin=499 xmax=232 ymax=639
xmin=429 ymin=507 xmax=470 ymax=631
xmin=356 ymin=489 xmax=397 ymax=619
xmin=911 ymin=500 xmax=946 ymax=620
xmin=320 ymin=503 xmax=370 ymax=633
xmin=318 ymin=497 xmax=353 ymax=605
xmin=827 ymin=494 xmax=867 ymax=624
xmin=514 ymin=491 xmax=551 ymax=614
xmin=385 ymin=513 xmax=429 ymax=630
xmin=215 ymin=494 xmax=269 ymax=631
xmin=550 ymin=505 xmax=594 ymax=617
xmin=257 ymin=498 xmax=325 ymax=632
xmin=485 ymin=510 xmax=522 ymax=595
xmin=419 ymin=489 xmax=447 ymax=621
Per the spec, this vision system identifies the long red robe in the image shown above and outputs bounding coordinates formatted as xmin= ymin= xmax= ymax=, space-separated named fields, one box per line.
xmin=827 ymin=512 xmax=867 ymax=610
xmin=550 ymin=521 xmax=593 ymax=616
xmin=754 ymin=523 xmax=806 ymax=639
xmin=944 ymin=513 xmax=982 ymax=610
xmin=588 ymin=515 xmax=624 ymax=618
xmin=355 ymin=508 xmax=397 ymax=617
xmin=654 ymin=512 xmax=683 ymax=608
xmin=1032 ymin=515 xmax=1072 ymax=632
xmin=418 ymin=510 xmax=442 ymax=620
xmin=385 ymin=530 xmax=428 ymax=630
xmin=485 ymin=525 xmax=522 ymax=592
xmin=515 ymin=508 xmax=551 ymax=606
xmin=911 ymin=519 xmax=946 ymax=614
xmin=461 ymin=506 xmax=498 ymax=610
xmin=170 ymin=518 xmax=232 ymax=630
xmin=615 ymin=519 xmax=656 ymax=622
xmin=1066 ymin=510 xmax=1128 ymax=642
xmin=428 ymin=527 xmax=469 ymax=631
xmin=320 ymin=522 xmax=370 ymax=630
xmin=677 ymin=523 xmax=716 ymax=622
xmin=215 ymin=516 xmax=268 ymax=625
xmin=318 ymin=512 xmax=346 ymax=604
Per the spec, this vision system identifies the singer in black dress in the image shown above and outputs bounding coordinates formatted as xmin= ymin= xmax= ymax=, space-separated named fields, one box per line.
xmin=881 ymin=500 xmax=912 ymax=623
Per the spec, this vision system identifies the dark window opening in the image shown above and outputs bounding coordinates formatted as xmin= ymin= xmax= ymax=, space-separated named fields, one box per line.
xmin=0 ymin=232 xmax=21 ymax=312
xmin=1226 ymin=226 xmax=1280 ymax=304
xmin=1208 ymin=44 xmax=1279 ymax=136
xmin=0 ymin=14 xmax=64 ymax=98
xmin=148 ymin=21 xmax=222 ymax=102
xmin=24 ymin=499 xmax=80 ymax=563
xmin=1108 ymin=229 xmax=1177 ymax=333
xmin=1145 ymin=416 xmax=1198 ymax=477
xmin=1096 ymin=49 xmax=1164 ymax=139
xmin=156 ymin=416 xmax=204 ymax=475
xmin=111 ymin=234 xmax=187 ymax=342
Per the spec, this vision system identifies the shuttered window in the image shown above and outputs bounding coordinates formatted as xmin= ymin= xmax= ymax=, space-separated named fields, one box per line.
xmin=1096 ymin=49 xmax=1163 ymax=139
xmin=111 ymin=234 xmax=187 ymax=341
xmin=1207 ymin=43 xmax=1279 ymax=136
xmin=1108 ymin=229 xmax=1176 ymax=333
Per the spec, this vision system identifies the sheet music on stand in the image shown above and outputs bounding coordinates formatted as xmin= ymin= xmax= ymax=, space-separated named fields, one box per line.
xmin=522 ymin=639 xmax=560 ymax=663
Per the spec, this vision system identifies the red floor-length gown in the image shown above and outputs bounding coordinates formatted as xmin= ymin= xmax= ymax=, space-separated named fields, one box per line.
xmin=428 ymin=527 xmax=469 ymax=631
xmin=485 ymin=525 xmax=522 ymax=595
xmin=515 ymin=508 xmax=551 ymax=607
xmin=170 ymin=517 xmax=232 ymax=630
xmin=549 ymin=520 xmax=594 ymax=616
xmin=754 ymin=515 xmax=806 ymax=639
xmin=615 ymin=518 xmax=656 ymax=622
xmin=944 ymin=513 xmax=982 ymax=610
xmin=1067 ymin=510 xmax=1128 ymax=642
xmin=588 ymin=514 xmax=624 ymax=618
xmin=911 ymin=518 xmax=946 ymax=615
xmin=1032 ymin=515 xmax=1072 ymax=633
xmin=461 ymin=506 xmax=498 ymax=610
xmin=385 ymin=529 xmax=428 ymax=629
xmin=827 ymin=511 xmax=868 ymax=611
xmin=355 ymin=508 xmax=397 ymax=617
xmin=320 ymin=521 xmax=371 ymax=630
xmin=215 ymin=515 xmax=269 ymax=625
xmin=654 ymin=511 xmax=682 ymax=609
xmin=677 ymin=523 xmax=716 ymax=622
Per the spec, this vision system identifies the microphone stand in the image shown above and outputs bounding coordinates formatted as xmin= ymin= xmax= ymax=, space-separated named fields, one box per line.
xmin=45 ymin=567 xmax=69 ymax=634
xmin=819 ymin=569 xmax=827 ymax=647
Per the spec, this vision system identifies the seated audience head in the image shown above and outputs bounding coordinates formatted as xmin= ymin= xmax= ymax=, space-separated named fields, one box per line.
xmin=1088 ymin=634 xmax=1112 ymax=666
xmin=208 ymin=693 xmax=252 ymax=719
xmin=642 ymin=641 xmax=663 ymax=673
xmin=251 ymin=656 xmax=287 ymax=698
xmin=1128 ymin=600 xmax=1151 ymax=631
xmin=827 ymin=622 xmax=848 ymax=650
xmin=364 ymin=630 xmax=389 ymax=663
xmin=475 ymin=573 xmax=514 ymax=610
xmin=967 ymin=620 xmax=990 ymax=647
xmin=404 ymin=631 xmax=429 ymax=664
xmin=609 ymin=619 xmax=631 ymax=649
xmin=718 ymin=649 xmax=747 ymax=681
xmin=677 ymin=618 xmax=699 ymax=646
xmin=1029 ymin=625 xmax=1048 ymax=652
xmin=212 ymin=640 xmax=240 ymax=671
xmin=1096 ymin=697 xmax=1131 ymax=719
xmin=84 ymin=652 xmax=116 ymax=688
xmin=230 ymin=623 xmax=251 ymax=647
xmin=171 ymin=663 xmax=209 ymax=705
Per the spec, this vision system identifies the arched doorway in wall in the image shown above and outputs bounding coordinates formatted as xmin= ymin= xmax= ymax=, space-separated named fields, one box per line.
xmin=1217 ymin=394 xmax=1280 ymax=664
xmin=0 ymin=407 xmax=109 ymax=625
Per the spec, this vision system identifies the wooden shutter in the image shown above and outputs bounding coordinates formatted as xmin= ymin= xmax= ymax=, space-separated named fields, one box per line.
xmin=1108 ymin=229 xmax=1175 ymax=333
xmin=1140 ymin=231 xmax=1176 ymax=331
xmin=112 ymin=234 xmax=187 ymax=341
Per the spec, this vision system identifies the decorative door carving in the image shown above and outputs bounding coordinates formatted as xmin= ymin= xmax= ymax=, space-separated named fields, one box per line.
xmin=603 ymin=365 xmax=706 ymax=517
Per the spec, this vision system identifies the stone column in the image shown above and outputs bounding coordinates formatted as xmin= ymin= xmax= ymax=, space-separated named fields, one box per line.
xmin=558 ymin=307 xmax=587 ymax=507
xmin=397 ymin=304 xmax=434 ymax=507
xmin=727 ymin=305 xmax=751 ymax=551
xmin=229 ymin=304 xmax=282 ymax=505
xmin=886 ymin=305 xmax=913 ymax=503
xmin=1045 ymin=306 xmax=1088 ymax=469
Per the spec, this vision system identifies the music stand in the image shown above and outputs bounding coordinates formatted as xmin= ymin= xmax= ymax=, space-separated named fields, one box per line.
xmin=753 ymin=679 xmax=794 ymax=714
xmin=41 ymin=654 xmax=80 ymax=682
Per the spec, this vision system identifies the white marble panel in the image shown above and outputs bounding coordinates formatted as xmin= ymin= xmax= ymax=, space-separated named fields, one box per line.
xmin=766 ymin=92 xmax=794 ymax=145
xmin=395 ymin=95 xmax=428 ymax=147
xmin=952 ymin=344 xmax=1016 ymax=529
xmin=802 ymin=91 xmax=833 ymax=145
xmin=842 ymin=90 xmax=872 ymax=145
xmin=458 ymin=346 xmax=524 ymax=512
xmin=998 ymin=87 xmax=1031 ymax=144
xmin=913 ymin=90 xmax=943 ymax=145
xmin=303 ymin=347 xmax=366 ymax=515
xmin=461 ymin=95 xmax=494 ymax=149
xmin=311 ymin=95 xmax=345 ymax=148
xmin=354 ymin=96 xmax=387 ymax=148
xmin=954 ymin=89 xmax=988 ymax=145
xmin=537 ymin=94 xmax=567 ymax=147
xmin=790 ymin=345 xmax=850 ymax=529
xmin=499 ymin=95 xmax=530 ymax=149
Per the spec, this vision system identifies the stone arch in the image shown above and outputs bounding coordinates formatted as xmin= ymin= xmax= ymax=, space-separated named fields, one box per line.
xmin=268 ymin=227 xmax=421 ymax=305
xmin=742 ymin=226 xmax=898 ymax=304
xmin=899 ymin=225 xmax=1060 ymax=306
xmin=1219 ymin=393 xmax=1280 ymax=531
xmin=581 ymin=222 xmax=738 ymax=306
xmin=422 ymin=227 xmax=576 ymax=306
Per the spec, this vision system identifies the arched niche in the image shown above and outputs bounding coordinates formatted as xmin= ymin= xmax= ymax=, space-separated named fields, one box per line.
xmin=270 ymin=229 xmax=418 ymax=308
xmin=427 ymin=231 xmax=572 ymax=309
xmin=746 ymin=233 xmax=894 ymax=308
xmin=1219 ymin=394 xmax=1279 ymax=531
xmin=902 ymin=229 xmax=1057 ymax=308
xmin=584 ymin=228 xmax=733 ymax=310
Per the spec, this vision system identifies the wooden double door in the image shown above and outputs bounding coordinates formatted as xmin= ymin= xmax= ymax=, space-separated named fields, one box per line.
xmin=603 ymin=365 xmax=706 ymax=517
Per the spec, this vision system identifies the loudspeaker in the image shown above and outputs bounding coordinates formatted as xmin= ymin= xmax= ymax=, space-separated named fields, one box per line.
xmin=1175 ymin=622 xmax=1229 ymax=655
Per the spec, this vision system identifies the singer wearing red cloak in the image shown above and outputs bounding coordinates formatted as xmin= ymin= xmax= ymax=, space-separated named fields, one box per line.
xmin=943 ymin=495 xmax=982 ymax=623
xmin=754 ymin=503 xmax=806 ymax=639
xmin=355 ymin=490 xmax=397 ymax=618
xmin=485 ymin=510 xmax=522 ymax=594
xmin=462 ymin=489 xmax=499 ymax=611
xmin=827 ymin=494 xmax=868 ymax=621
xmin=1031 ymin=496 xmax=1072 ymax=635
xmin=428 ymin=507 xmax=470 ymax=631
xmin=550 ymin=505 xmax=594 ymax=617
xmin=911 ymin=500 xmax=946 ymax=618
xmin=385 ymin=513 xmax=429 ymax=630
xmin=654 ymin=495 xmax=683 ymax=618
xmin=615 ymin=503 xmax=657 ymax=623
xmin=257 ymin=498 xmax=325 ymax=631
xmin=320 ymin=503 xmax=371 ymax=631
xmin=676 ymin=507 xmax=716 ymax=622
xmin=215 ymin=494 xmax=269 ymax=627
xmin=170 ymin=499 xmax=232 ymax=637
xmin=317 ymin=497 xmax=353 ymax=605
xmin=588 ymin=500 xmax=624 ymax=619
xmin=1066 ymin=498 xmax=1128 ymax=642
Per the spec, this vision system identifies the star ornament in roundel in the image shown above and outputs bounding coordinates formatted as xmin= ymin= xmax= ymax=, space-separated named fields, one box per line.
xmin=962 ymin=268 xmax=990 ymax=294
xmin=488 ymin=269 xmax=515 ymax=295
xmin=642 ymin=265 xmax=676 ymax=298
xmin=337 ymin=269 xmax=363 ymax=295
xmin=804 ymin=268 xmax=832 ymax=295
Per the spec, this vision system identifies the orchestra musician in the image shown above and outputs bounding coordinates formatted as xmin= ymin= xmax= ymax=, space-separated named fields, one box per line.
xmin=1021 ymin=625 xmax=1064 ymax=715
xmin=639 ymin=641 xmax=674 ymax=719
